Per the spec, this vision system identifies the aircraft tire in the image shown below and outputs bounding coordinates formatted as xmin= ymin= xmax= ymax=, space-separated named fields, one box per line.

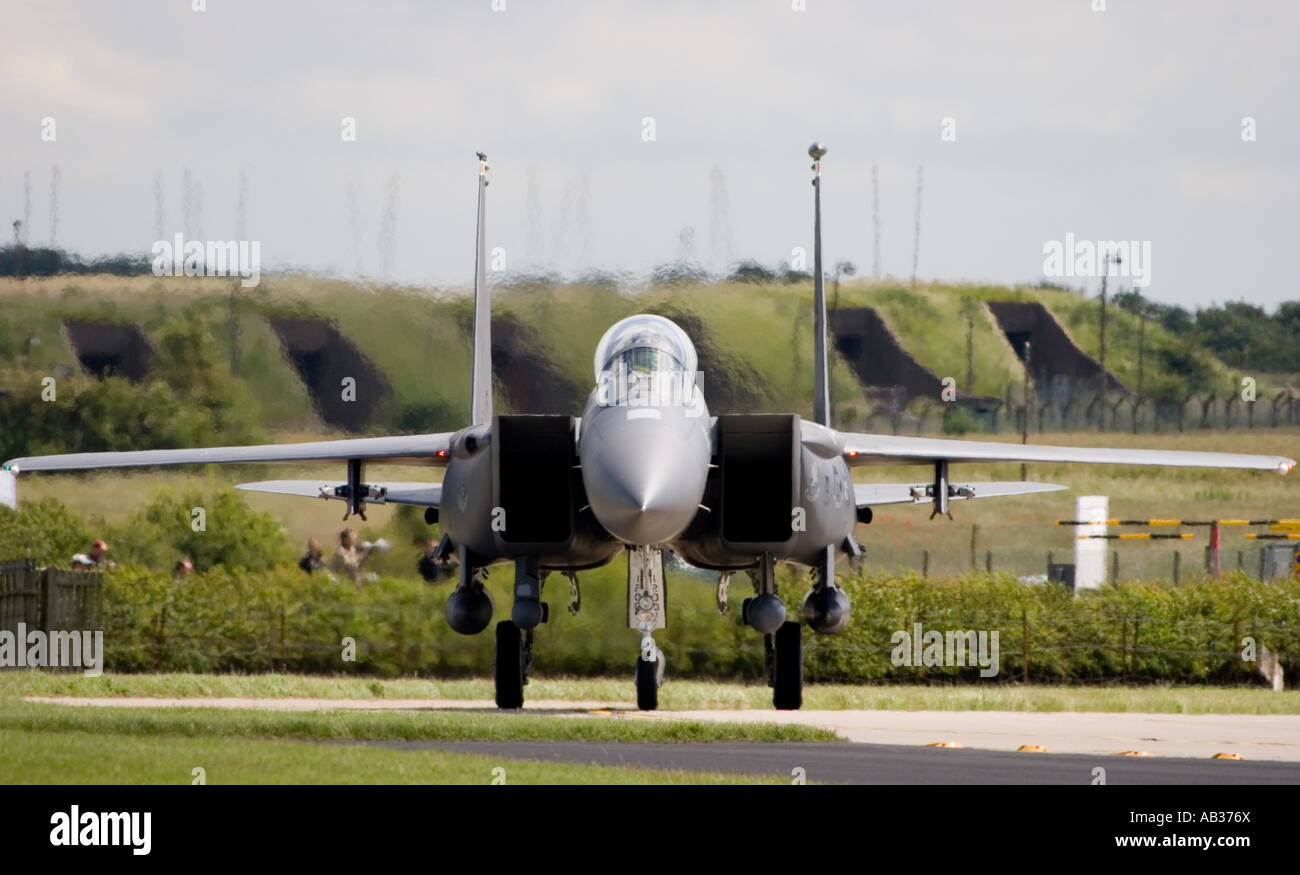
xmin=635 ymin=657 xmax=658 ymax=711
xmin=495 ymin=620 xmax=525 ymax=709
xmin=773 ymin=621 xmax=802 ymax=710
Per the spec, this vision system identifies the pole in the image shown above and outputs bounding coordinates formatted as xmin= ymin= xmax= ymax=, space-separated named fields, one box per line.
xmin=1137 ymin=305 xmax=1146 ymax=396
xmin=965 ymin=312 xmax=974 ymax=395
xmin=1098 ymin=271 xmax=1107 ymax=431
xmin=1097 ymin=251 xmax=1121 ymax=431
xmin=1021 ymin=339 xmax=1031 ymax=480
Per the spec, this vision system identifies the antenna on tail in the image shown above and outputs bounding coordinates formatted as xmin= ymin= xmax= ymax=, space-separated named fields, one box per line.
xmin=810 ymin=142 xmax=830 ymax=427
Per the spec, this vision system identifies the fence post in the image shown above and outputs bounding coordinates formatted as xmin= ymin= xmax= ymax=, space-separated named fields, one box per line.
xmin=922 ymin=550 xmax=930 ymax=578
xmin=152 ymin=606 xmax=167 ymax=671
xmin=1120 ymin=617 xmax=1128 ymax=679
xmin=985 ymin=550 xmax=993 ymax=573
xmin=970 ymin=524 xmax=979 ymax=571
xmin=1173 ymin=551 xmax=1181 ymax=585
xmin=1110 ymin=550 xmax=1119 ymax=584
xmin=1021 ymin=608 xmax=1029 ymax=684
xmin=396 ymin=610 xmax=406 ymax=674
xmin=1131 ymin=616 xmax=1140 ymax=680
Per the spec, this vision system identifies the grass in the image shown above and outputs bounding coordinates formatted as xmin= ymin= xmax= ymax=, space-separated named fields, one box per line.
xmin=7 ymin=672 xmax=1300 ymax=714
xmin=0 ymin=693 xmax=830 ymax=783
xmin=0 ymin=728 xmax=787 ymax=784
xmin=0 ymin=699 xmax=834 ymax=742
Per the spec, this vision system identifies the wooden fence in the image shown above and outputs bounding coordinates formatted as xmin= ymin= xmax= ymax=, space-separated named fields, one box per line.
xmin=0 ymin=558 xmax=104 ymax=657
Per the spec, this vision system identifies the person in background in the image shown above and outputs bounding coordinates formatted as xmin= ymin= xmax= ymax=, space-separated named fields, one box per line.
xmin=299 ymin=537 xmax=326 ymax=574
xmin=174 ymin=556 xmax=194 ymax=579
xmin=330 ymin=529 xmax=389 ymax=585
xmin=417 ymin=539 xmax=445 ymax=582
xmin=71 ymin=539 xmax=115 ymax=571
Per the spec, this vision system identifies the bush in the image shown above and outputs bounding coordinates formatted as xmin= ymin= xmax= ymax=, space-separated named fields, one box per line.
xmin=107 ymin=487 xmax=292 ymax=573
xmin=941 ymin=405 xmax=978 ymax=435
xmin=0 ymin=498 xmax=93 ymax=567
xmin=85 ymin=561 xmax=1300 ymax=684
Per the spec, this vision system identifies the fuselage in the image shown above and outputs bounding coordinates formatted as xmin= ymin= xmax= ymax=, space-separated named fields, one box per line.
xmin=441 ymin=314 xmax=857 ymax=574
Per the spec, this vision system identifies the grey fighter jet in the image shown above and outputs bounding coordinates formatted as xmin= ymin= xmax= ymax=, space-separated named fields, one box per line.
xmin=5 ymin=148 xmax=1294 ymax=710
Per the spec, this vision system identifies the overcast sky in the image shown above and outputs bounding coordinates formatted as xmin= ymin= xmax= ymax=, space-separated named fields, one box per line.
xmin=3 ymin=0 xmax=1297 ymax=309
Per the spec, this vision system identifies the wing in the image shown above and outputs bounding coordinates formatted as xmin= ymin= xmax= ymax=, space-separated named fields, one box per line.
xmin=855 ymin=480 xmax=1065 ymax=507
xmin=236 ymin=480 xmax=442 ymax=508
xmin=840 ymin=432 xmax=1295 ymax=474
xmin=2 ymin=433 xmax=454 ymax=473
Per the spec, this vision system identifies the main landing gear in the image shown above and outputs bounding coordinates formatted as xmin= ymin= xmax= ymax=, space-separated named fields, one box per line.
xmin=745 ymin=553 xmax=802 ymax=710
xmin=493 ymin=555 xmax=550 ymax=710
xmin=494 ymin=619 xmax=532 ymax=709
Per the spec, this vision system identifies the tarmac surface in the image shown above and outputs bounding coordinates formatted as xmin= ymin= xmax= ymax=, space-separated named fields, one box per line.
xmin=379 ymin=739 xmax=1300 ymax=784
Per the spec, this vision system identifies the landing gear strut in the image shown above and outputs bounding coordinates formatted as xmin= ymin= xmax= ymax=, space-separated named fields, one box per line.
xmin=748 ymin=554 xmax=803 ymax=709
xmin=495 ymin=556 xmax=547 ymax=709
xmin=628 ymin=546 xmax=666 ymax=711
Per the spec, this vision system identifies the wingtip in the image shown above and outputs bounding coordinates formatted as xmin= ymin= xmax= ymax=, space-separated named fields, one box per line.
xmin=1280 ymin=459 xmax=1296 ymax=476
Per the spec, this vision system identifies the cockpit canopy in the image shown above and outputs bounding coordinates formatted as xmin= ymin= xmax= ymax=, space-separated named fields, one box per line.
xmin=593 ymin=314 xmax=698 ymax=382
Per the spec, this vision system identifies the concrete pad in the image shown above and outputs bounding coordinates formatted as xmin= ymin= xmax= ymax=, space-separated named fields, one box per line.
xmin=625 ymin=709 xmax=1300 ymax=761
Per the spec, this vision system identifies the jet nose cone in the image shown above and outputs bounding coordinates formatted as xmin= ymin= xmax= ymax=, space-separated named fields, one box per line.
xmin=582 ymin=416 xmax=708 ymax=545
xmin=602 ymin=467 xmax=693 ymax=544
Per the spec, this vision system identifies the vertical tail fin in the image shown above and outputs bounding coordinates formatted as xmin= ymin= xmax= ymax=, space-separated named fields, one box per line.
xmin=810 ymin=143 xmax=829 ymax=427
xmin=470 ymin=153 xmax=493 ymax=426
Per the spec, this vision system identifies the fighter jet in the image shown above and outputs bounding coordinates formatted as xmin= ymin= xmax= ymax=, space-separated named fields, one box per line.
xmin=5 ymin=147 xmax=1294 ymax=711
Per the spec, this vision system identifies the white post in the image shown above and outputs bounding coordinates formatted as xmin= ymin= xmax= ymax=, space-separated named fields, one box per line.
xmin=1074 ymin=495 xmax=1108 ymax=592
xmin=0 ymin=469 xmax=15 ymax=509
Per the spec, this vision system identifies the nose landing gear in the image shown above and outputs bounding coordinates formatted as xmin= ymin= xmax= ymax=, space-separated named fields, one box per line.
xmin=628 ymin=546 xmax=667 ymax=711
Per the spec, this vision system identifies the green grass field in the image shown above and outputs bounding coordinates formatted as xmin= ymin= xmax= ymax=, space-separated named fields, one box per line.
xmin=8 ymin=672 xmax=1299 ymax=714
xmin=0 ymin=728 xmax=787 ymax=785
xmin=0 ymin=685 xmax=830 ymax=785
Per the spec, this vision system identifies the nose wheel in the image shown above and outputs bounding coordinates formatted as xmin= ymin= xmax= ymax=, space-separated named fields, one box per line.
xmin=635 ymin=635 xmax=665 ymax=711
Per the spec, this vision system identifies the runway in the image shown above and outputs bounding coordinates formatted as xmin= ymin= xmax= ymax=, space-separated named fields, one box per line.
xmin=366 ymin=739 xmax=1300 ymax=784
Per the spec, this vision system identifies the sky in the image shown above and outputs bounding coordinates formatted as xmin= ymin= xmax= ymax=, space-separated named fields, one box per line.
xmin=2 ymin=0 xmax=1297 ymax=309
